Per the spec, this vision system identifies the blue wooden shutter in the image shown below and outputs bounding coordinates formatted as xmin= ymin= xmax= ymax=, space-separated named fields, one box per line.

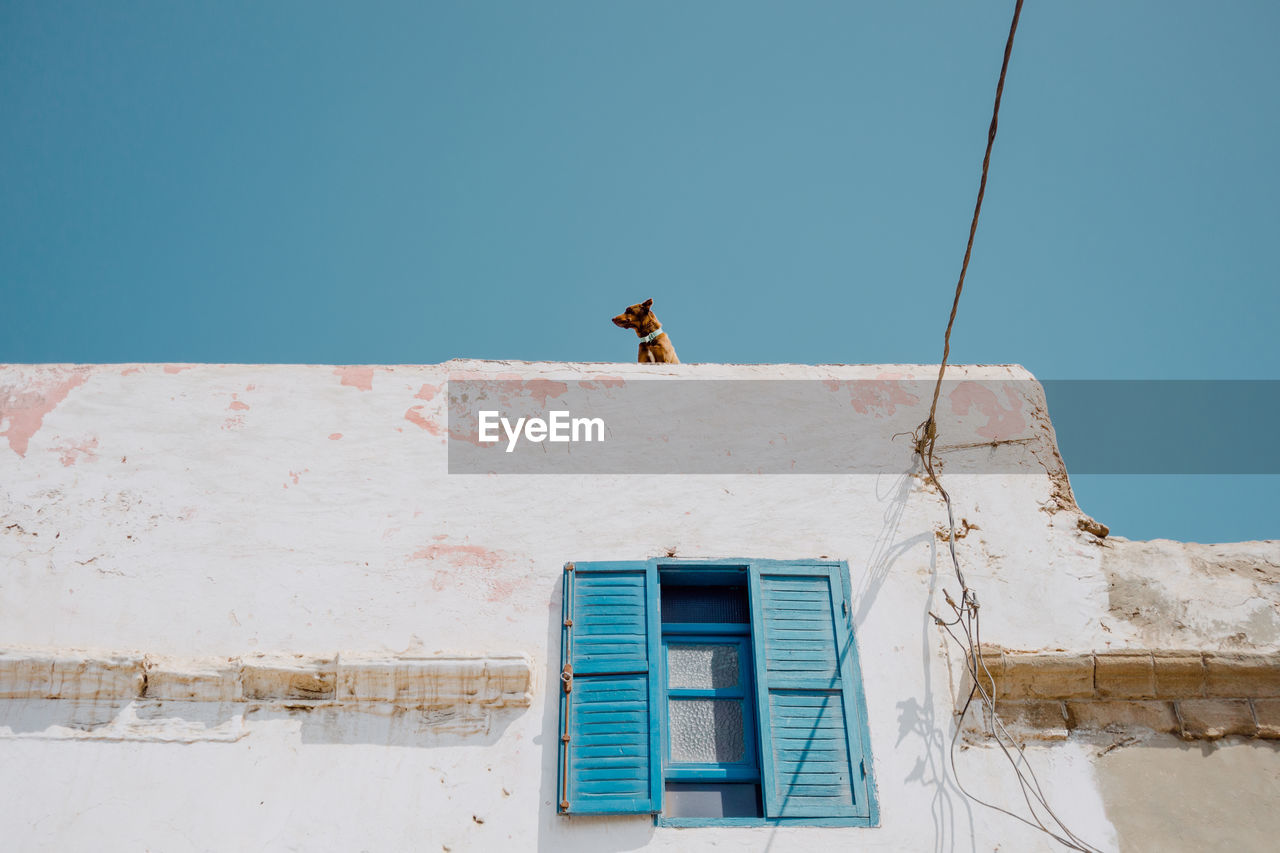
xmin=557 ymin=560 xmax=662 ymax=815
xmin=749 ymin=562 xmax=876 ymax=821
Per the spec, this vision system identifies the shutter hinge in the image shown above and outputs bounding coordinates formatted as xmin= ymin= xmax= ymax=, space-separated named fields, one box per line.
xmin=559 ymin=799 xmax=570 ymax=812
xmin=565 ymin=562 xmax=575 ymax=572
xmin=560 ymin=663 xmax=573 ymax=694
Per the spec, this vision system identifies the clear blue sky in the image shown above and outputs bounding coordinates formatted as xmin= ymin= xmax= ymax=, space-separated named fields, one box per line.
xmin=2 ymin=2 xmax=1276 ymax=542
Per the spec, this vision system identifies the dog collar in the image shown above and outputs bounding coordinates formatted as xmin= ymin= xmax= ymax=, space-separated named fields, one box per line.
xmin=637 ymin=327 xmax=665 ymax=345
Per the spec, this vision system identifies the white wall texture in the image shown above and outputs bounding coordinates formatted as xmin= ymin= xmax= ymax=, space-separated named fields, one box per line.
xmin=0 ymin=361 xmax=1277 ymax=852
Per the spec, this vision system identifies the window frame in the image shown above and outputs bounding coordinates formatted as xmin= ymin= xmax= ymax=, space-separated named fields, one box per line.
xmin=557 ymin=558 xmax=878 ymax=828
xmin=660 ymin=630 xmax=760 ymax=784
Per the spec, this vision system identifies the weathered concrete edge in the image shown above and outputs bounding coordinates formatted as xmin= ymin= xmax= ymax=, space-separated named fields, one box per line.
xmin=958 ymin=648 xmax=1280 ymax=741
xmin=0 ymin=648 xmax=534 ymax=708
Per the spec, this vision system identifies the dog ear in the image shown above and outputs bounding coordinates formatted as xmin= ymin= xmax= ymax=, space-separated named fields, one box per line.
xmin=641 ymin=298 xmax=653 ymax=310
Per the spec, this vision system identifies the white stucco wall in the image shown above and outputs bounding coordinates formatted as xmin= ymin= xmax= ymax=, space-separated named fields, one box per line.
xmin=1 ymin=361 xmax=1276 ymax=852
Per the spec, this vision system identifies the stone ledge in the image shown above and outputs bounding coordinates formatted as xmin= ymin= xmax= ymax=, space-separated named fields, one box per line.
xmin=0 ymin=650 xmax=146 ymax=700
xmin=0 ymin=647 xmax=533 ymax=709
xmin=1178 ymin=699 xmax=1256 ymax=739
xmin=958 ymin=648 xmax=1280 ymax=742
xmin=968 ymin=698 xmax=1279 ymax=741
xmin=961 ymin=649 xmax=1280 ymax=703
xmin=1252 ymin=698 xmax=1280 ymax=739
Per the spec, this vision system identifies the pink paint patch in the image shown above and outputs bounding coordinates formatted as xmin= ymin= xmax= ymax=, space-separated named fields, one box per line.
xmin=120 ymin=367 xmax=143 ymax=376
xmin=404 ymin=405 xmax=444 ymax=435
xmin=579 ymin=375 xmax=627 ymax=391
xmin=53 ymin=436 xmax=99 ymax=467
xmin=524 ymin=379 xmax=569 ymax=408
xmin=846 ymin=379 xmax=918 ymax=417
xmin=410 ymin=543 xmax=502 ymax=569
xmin=0 ymin=368 xmax=88 ymax=457
xmin=163 ymin=365 xmax=193 ymax=374
xmin=949 ymin=381 xmax=1027 ymax=441
xmin=335 ymin=367 xmax=375 ymax=392
xmin=328 ymin=433 xmax=343 ymax=440
xmin=486 ymin=577 xmax=519 ymax=603
xmin=228 ymin=395 xmax=250 ymax=411
xmin=415 ymin=383 xmax=442 ymax=402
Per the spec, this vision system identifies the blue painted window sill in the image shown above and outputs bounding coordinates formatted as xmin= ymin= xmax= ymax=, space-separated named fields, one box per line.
xmin=657 ymin=816 xmax=879 ymax=828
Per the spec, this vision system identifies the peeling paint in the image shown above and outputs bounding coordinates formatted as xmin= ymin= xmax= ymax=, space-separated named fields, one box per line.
xmin=0 ymin=368 xmax=88 ymax=457
xmin=335 ymin=367 xmax=375 ymax=392
xmin=282 ymin=469 xmax=310 ymax=489
xmin=950 ymin=380 xmax=1027 ymax=441
xmin=410 ymin=543 xmax=502 ymax=569
xmin=835 ymin=377 xmax=920 ymax=417
xmin=577 ymin=375 xmax=627 ymax=392
xmin=523 ymin=379 xmax=568 ymax=408
xmin=52 ymin=436 xmax=98 ymax=467
xmin=405 ymin=406 xmax=444 ymax=435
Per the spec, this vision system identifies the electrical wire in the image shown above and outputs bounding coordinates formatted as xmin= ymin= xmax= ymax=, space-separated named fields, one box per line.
xmin=920 ymin=0 xmax=1024 ymax=463
xmin=913 ymin=2 xmax=1107 ymax=851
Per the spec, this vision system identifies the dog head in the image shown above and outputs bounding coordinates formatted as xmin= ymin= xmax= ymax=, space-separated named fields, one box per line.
xmin=611 ymin=298 xmax=655 ymax=331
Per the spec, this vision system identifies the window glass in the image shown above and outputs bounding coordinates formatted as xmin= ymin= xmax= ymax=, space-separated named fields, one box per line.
xmin=668 ymin=699 xmax=746 ymax=763
xmin=667 ymin=643 xmax=739 ymax=689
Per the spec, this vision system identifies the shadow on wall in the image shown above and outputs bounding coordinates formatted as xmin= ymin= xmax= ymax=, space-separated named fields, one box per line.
xmin=858 ymin=463 xmax=977 ymax=853
xmin=535 ymin=571 xmax=656 ymax=853
xmin=0 ymin=698 xmax=526 ymax=749
xmin=855 ymin=468 xmax=919 ymax=627
xmin=895 ymin=535 xmax=977 ymax=853
xmin=289 ymin=702 xmax=524 ymax=748
xmin=0 ymin=698 xmax=244 ymax=742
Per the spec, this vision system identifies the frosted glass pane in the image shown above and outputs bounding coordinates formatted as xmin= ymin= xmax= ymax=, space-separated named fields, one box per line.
xmin=669 ymin=699 xmax=744 ymax=763
xmin=668 ymin=644 xmax=739 ymax=689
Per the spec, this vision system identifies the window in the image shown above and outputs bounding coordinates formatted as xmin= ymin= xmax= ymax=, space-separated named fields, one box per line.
xmin=556 ymin=560 xmax=877 ymax=827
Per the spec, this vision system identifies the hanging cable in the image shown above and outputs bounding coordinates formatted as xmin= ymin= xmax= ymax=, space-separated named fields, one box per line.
xmin=912 ymin=3 xmax=1106 ymax=851
xmin=918 ymin=0 xmax=1024 ymax=465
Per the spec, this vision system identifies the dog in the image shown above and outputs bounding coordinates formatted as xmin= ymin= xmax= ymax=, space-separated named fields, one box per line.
xmin=612 ymin=298 xmax=679 ymax=363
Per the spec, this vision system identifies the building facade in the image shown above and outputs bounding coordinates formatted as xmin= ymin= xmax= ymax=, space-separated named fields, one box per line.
xmin=1 ymin=361 xmax=1277 ymax=851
